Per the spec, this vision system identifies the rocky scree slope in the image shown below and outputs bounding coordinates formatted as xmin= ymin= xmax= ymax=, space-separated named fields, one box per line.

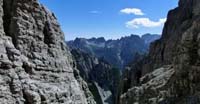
xmin=0 ymin=0 xmax=96 ymax=104
xmin=119 ymin=0 xmax=200 ymax=104
xmin=71 ymin=49 xmax=120 ymax=104
xmin=68 ymin=34 xmax=160 ymax=69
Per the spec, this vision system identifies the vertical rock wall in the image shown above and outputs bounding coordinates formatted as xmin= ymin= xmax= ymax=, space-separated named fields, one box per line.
xmin=0 ymin=0 xmax=96 ymax=104
xmin=119 ymin=0 xmax=200 ymax=104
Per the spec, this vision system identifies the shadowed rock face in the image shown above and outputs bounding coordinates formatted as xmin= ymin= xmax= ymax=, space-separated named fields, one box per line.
xmin=71 ymin=49 xmax=120 ymax=104
xmin=0 ymin=0 xmax=96 ymax=104
xmin=143 ymin=0 xmax=200 ymax=74
xmin=119 ymin=0 xmax=200 ymax=104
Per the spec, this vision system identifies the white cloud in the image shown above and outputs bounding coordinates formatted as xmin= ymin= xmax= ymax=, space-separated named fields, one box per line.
xmin=89 ymin=11 xmax=101 ymax=14
xmin=120 ymin=8 xmax=144 ymax=15
xmin=126 ymin=18 xmax=167 ymax=28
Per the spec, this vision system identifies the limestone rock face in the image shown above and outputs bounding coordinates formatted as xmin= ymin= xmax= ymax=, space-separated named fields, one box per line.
xmin=0 ymin=0 xmax=96 ymax=104
xmin=119 ymin=0 xmax=200 ymax=103
xmin=120 ymin=66 xmax=175 ymax=104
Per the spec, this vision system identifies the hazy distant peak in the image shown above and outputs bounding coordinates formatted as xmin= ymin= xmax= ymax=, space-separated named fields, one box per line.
xmin=88 ymin=37 xmax=106 ymax=43
xmin=67 ymin=34 xmax=160 ymax=69
xmin=141 ymin=33 xmax=161 ymax=44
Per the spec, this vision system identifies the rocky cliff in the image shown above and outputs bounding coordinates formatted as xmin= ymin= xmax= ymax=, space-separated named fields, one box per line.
xmin=71 ymin=49 xmax=120 ymax=104
xmin=0 ymin=0 xmax=95 ymax=104
xmin=68 ymin=34 xmax=160 ymax=69
xmin=119 ymin=0 xmax=200 ymax=103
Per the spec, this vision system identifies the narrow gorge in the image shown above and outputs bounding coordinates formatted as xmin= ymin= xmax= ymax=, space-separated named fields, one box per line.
xmin=0 ymin=0 xmax=199 ymax=104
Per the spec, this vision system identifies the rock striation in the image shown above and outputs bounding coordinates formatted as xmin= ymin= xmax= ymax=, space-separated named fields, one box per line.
xmin=119 ymin=0 xmax=200 ymax=104
xmin=0 ymin=0 xmax=96 ymax=104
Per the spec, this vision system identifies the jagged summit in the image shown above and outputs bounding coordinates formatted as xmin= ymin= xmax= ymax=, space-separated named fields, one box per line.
xmin=88 ymin=37 xmax=106 ymax=42
xmin=68 ymin=34 xmax=160 ymax=69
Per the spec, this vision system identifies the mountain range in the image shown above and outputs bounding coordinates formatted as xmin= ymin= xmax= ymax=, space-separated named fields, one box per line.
xmin=67 ymin=34 xmax=160 ymax=69
xmin=0 ymin=0 xmax=199 ymax=104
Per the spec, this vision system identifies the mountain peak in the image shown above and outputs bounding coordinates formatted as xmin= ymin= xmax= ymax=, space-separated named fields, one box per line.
xmin=141 ymin=34 xmax=161 ymax=44
xmin=88 ymin=37 xmax=106 ymax=42
xmin=67 ymin=34 xmax=160 ymax=69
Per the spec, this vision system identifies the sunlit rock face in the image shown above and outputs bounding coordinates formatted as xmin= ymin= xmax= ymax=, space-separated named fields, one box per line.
xmin=120 ymin=66 xmax=175 ymax=104
xmin=119 ymin=0 xmax=200 ymax=104
xmin=0 ymin=0 xmax=96 ymax=104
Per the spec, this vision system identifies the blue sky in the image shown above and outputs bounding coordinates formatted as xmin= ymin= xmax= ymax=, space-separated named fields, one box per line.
xmin=39 ymin=0 xmax=178 ymax=40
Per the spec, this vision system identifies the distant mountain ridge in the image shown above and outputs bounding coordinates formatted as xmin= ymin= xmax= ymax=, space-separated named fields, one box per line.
xmin=67 ymin=34 xmax=160 ymax=69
